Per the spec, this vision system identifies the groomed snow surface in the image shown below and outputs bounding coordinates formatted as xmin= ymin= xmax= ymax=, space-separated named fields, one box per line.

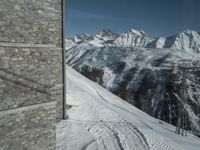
xmin=57 ymin=66 xmax=200 ymax=150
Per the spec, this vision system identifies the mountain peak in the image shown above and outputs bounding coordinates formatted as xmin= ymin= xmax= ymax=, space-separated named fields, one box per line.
xmin=184 ymin=29 xmax=196 ymax=33
xmin=128 ymin=29 xmax=147 ymax=36
xmin=97 ymin=29 xmax=119 ymax=37
xmin=176 ymin=29 xmax=199 ymax=36
xmin=75 ymin=33 xmax=89 ymax=39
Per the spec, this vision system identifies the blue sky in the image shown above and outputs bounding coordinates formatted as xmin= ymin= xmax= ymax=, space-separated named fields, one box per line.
xmin=64 ymin=0 xmax=200 ymax=37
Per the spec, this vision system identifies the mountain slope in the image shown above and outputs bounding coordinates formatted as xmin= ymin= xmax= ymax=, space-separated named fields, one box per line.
xmin=65 ymin=42 xmax=200 ymax=136
xmin=164 ymin=30 xmax=200 ymax=53
xmin=65 ymin=29 xmax=200 ymax=137
xmin=57 ymin=66 xmax=200 ymax=150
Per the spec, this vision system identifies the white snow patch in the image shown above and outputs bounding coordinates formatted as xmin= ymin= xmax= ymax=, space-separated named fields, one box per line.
xmin=103 ymin=67 xmax=116 ymax=88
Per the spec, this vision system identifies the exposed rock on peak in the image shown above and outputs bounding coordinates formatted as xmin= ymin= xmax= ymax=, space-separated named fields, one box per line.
xmin=97 ymin=29 xmax=119 ymax=37
xmin=128 ymin=29 xmax=147 ymax=36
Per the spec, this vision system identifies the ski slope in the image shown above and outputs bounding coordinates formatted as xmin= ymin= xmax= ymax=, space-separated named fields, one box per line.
xmin=56 ymin=65 xmax=200 ymax=150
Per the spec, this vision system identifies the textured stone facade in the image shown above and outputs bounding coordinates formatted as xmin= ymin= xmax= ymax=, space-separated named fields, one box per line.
xmin=0 ymin=0 xmax=63 ymax=149
xmin=0 ymin=0 xmax=62 ymax=47
xmin=0 ymin=102 xmax=56 ymax=150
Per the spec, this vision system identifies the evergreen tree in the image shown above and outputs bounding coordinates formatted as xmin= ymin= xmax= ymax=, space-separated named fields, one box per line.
xmin=80 ymin=65 xmax=104 ymax=85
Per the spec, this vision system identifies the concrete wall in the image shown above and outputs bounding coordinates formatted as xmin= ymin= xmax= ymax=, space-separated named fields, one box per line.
xmin=0 ymin=0 xmax=64 ymax=149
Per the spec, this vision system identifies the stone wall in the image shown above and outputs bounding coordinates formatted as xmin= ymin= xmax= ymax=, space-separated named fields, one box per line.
xmin=0 ymin=0 xmax=64 ymax=149
xmin=0 ymin=101 xmax=56 ymax=150
xmin=0 ymin=0 xmax=62 ymax=47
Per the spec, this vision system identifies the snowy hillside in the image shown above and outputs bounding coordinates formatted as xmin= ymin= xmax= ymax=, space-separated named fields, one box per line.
xmin=65 ymin=29 xmax=200 ymax=137
xmin=57 ymin=66 xmax=200 ymax=150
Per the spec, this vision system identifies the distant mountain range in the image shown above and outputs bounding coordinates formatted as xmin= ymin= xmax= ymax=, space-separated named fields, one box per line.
xmin=65 ymin=29 xmax=200 ymax=136
xmin=65 ymin=29 xmax=200 ymax=53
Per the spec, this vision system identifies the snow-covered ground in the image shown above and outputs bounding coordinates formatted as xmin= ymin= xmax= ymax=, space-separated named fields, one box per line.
xmin=57 ymin=65 xmax=200 ymax=150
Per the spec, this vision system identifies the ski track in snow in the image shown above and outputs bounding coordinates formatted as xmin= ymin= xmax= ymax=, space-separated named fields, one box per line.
xmin=144 ymin=132 xmax=185 ymax=150
xmin=70 ymin=88 xmax=179 ymax=150
xmin=92 ymin=91 xmax=149 ymax=150
xmin=93 ymin=90 xmax=184 ymax=150
xmin=66 ymin=87 xmax=182 ymax=150
xmin=81 ymin=139 xmax=96 ymax=150
xmin=82 ymin=107 xmax=149 ymax=150
xmin=65 ymin=88 xmax=150 ymax=150
xmin=67 ymin=89 xmax=184 ymax=150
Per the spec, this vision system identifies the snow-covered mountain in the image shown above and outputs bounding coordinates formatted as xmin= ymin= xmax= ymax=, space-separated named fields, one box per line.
xmin=57 ymin=65 xmax=200 ymax=150
xmin=164 ymin=30 xmax=200 ymax=53
xmin=114 ymin=29 xmax=155 ymax=47
xmin=96 ymin=29 xmax=119 ymax=40
xmin=65 ymin=33 xmax=89 ymax=50
xmin=65 ymin=29 xmax=200 ymax=136
xmin=65 ymin=29 xmax=200 ymax=53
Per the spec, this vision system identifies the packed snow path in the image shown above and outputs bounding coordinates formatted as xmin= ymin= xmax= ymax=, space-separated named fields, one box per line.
xmin=80 ymin=93 xmax=150 ymax=150
xmin=56 ymin=66 xmax=200 ymax=150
